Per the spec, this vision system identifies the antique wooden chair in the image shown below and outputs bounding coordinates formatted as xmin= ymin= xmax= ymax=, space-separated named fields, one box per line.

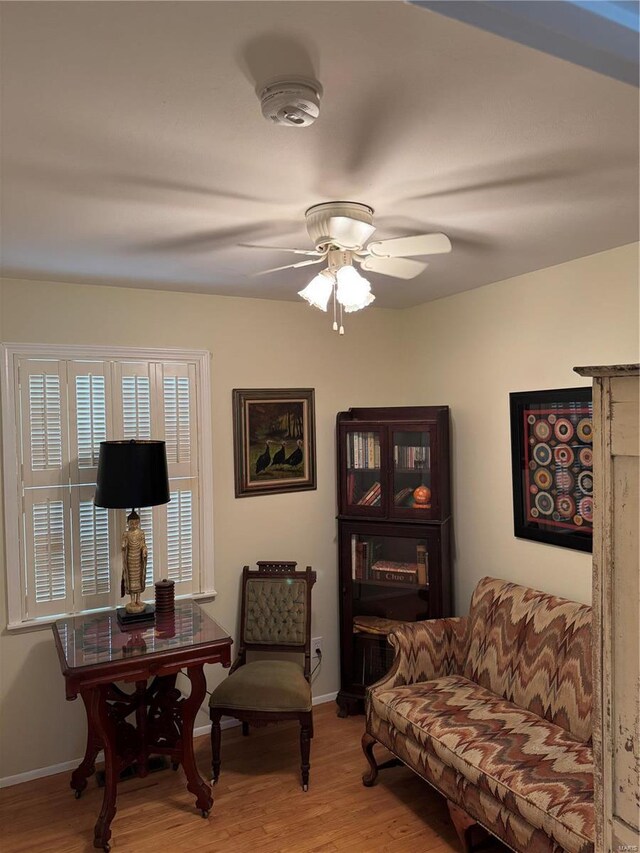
xmin=209 ymin=561 xmax=316 ymax=790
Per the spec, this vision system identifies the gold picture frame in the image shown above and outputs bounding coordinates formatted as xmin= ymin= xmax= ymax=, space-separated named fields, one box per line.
xmin=232 ymin=388 xmax=317 ymax=498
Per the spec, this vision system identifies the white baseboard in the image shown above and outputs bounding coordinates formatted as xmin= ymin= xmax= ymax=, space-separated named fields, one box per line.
xmin=0 ymin=692 xmax=338 ymax=788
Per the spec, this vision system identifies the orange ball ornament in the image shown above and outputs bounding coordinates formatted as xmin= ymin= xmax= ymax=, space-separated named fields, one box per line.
xmin=412 ymin=485 xmax=431 ymax=508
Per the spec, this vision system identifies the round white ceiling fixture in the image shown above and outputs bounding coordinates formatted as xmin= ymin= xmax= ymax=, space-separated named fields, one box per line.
xmin=305 ymin=201 xmax=375 ymax=251
xmin=258 ymin=77 xmax=322 ymax=127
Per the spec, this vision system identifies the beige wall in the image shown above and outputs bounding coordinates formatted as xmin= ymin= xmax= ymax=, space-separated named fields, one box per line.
xmin=1 ymin=242 xmax=638 ymax=779
xmin=0 ymin=278 xmax=405 ymax=779
xmin=400 ymin=243 xmax=639 ymax=613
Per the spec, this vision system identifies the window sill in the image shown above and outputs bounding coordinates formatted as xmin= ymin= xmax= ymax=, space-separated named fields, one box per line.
xmin=5 ymin=590 xmax=218 ymax=633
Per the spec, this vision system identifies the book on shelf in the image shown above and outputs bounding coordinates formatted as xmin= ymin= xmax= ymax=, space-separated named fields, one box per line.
xmin=349 ymin=432 xmax=380 ymax=470
xmin=370 ymin=560 xmax=419 ymax=584
xmin=347 ymin=471 xmax=355 ymax=504
xmin=354 ymin=540 xmax=370 ymax=580
xmin=393 ymin=444 xmax=430 ymax=470
xmin=357 ymin=481 xmax=381 ymax=506
xmin=394 ymin=486 xmax=413 ymax=507
xmin=416 ymin=544 xmax=428 ymax=585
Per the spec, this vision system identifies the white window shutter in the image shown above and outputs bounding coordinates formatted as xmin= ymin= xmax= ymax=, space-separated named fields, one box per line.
xmin=164 ymin=482 xmax=199 ymax=593
xmin=159 ymin=362 xmax=197 ymax=479
xmin=4 ymin=346 xmax=211 ymax=626
xmin=70 ymin=486 xmax=113 ymax=611
xmin=19 ymin=359 xmax=69 ymax=488
xmin=67 ymin=362 xmax=111 ymax=485
xmin=138 ymin=505 xmax=155 ymax=589
xmin=23 ymin=488 xmax=73 ymax=619
xmin=112 ymin=362 xmax=152 ymax=440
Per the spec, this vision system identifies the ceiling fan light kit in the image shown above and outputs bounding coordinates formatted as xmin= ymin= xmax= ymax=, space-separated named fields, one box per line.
xmin=298 ymin=270 xmax=334 ymax=312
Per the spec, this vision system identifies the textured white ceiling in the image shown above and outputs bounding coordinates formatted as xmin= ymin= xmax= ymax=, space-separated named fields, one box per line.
xmin=1 ymin=1 xmax=638 ymax=308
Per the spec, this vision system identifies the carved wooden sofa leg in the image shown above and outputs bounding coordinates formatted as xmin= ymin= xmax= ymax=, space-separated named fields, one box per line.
xmin=447 ymin=800 xmax=492 ymax=853
xmin=361 ymin=732 xmax=402 ymax=787
xmin=362 ymin=733 xmax=379 ymax=786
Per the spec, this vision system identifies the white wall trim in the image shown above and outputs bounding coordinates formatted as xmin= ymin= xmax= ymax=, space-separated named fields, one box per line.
xmin=0 ymin=693 xmax=339 ymax=788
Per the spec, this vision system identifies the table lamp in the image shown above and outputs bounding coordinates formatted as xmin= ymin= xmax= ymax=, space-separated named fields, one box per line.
xmin=95 ymin=439 xmax=170 ymax=627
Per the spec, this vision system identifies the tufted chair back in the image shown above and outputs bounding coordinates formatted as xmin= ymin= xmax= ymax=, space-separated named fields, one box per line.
xmin=238 ymin=562 xmax=316 ymax=678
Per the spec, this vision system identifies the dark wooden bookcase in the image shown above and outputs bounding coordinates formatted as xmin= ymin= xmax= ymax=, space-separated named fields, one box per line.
xmin=336 ymin=406 xmax=452 ymax=716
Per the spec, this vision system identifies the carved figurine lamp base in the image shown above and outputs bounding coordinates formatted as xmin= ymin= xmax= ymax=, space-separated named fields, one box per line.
xmin=95 ymin=439 xmax=170 ymax=628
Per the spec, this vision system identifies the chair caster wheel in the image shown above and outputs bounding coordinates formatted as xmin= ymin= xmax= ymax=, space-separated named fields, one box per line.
xmin=201 ymin=809 xmax=209 ymax=818
xmin=302 ymin=784 xmax=308 ymax=792
xmin=103 ymin=845 xmax=110 ymax=852
xmin=74 ymin=789 xmax=82 ymax=799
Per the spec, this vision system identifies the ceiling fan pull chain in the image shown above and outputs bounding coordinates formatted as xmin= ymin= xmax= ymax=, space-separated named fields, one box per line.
xmin=332 ymin=282 xmax=338 ymax=331
xmin=339 ymin=303 xmax=345 ymax=335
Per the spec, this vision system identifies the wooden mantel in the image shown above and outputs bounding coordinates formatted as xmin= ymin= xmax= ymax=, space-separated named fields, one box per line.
xmin=574 ymin=363 xmax=639 ymax=378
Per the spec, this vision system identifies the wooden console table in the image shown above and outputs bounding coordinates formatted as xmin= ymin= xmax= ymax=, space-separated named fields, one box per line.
xmin=52 ymin=600 xmax=232 ymax=851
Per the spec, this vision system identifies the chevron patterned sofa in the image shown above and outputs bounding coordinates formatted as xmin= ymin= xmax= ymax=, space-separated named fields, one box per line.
xmin=361 ymin=577 xmax=593 ymax=853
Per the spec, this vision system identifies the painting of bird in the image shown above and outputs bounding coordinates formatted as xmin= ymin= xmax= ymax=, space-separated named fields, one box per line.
xmin=255 ymin=441 xmax=271 ymax=475
xmin=284 ymin=439 xmax=304 ymax=468
xmin=272 ymin=441 xmax=286 ymax=467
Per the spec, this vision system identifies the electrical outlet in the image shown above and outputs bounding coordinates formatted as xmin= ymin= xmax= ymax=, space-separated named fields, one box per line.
xmin=312 ymin=636 xmax=323 ymax=659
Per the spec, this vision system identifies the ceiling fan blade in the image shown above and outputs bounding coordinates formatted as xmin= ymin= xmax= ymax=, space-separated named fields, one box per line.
xmin=359 ymin=256 xmax=428 ymax=280
xmin=253 ymin=257 xmax=324 ymax=277
xmin=240 ymin=244 xmax=321 ymax=256
xmin=368 ymin=233 xmax=452 ymax=258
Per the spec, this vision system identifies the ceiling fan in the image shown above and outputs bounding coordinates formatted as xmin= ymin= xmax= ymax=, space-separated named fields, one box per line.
xmin=243 ymin=201 xmax=452 ymax=333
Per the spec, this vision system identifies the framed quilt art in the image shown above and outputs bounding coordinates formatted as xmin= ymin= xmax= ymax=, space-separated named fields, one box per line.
xmin=510 ymin=387 xmax=593 ymax=552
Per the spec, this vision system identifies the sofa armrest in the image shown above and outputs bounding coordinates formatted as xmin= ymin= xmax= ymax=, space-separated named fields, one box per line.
xmin=369 ymin=616 xmax=469 ymax=693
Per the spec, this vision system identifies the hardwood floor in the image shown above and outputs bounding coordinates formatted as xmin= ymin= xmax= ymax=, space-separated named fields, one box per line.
xmin=0 ymin=702 xmax=507 ymax=853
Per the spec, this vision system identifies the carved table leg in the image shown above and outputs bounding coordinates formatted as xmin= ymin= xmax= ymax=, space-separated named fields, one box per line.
xmin=181 ymin=665 xmax=213 ymax=816
xmin=210 ymin=711 xmax=222 ymax=784
xmin=71 ymin=690 xmax=102 ymax=798
xmin=90 ymin=685 xmax=118 ymax=851
xmin=135 ymin=681 xmax=148 ymax=777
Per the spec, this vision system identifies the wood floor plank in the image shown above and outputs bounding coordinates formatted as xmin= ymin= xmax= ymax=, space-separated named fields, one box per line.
xmin=0 ymin=702 xmax=508 ymax=853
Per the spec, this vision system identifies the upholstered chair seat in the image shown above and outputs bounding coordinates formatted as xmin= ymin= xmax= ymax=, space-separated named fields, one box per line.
xmin=210 ymin=660 xmax=312 ymax=713
xmin=210 ymin=561 xmax=316 ymax=791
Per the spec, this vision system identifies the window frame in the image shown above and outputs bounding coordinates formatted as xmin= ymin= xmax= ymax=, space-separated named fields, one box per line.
xmin=1 ymin=343 xmax=216 ymax=631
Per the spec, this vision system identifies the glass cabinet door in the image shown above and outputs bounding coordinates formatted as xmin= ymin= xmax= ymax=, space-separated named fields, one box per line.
xmin=350 ymin=531 xmax=431 ymax=591
xmin=342 ymin=426 xmax=385 ymax=516
xmin=348 ymin=530 xmax=433 ymax=688
xmin=390 ymin=427 xmax=435 ymax=517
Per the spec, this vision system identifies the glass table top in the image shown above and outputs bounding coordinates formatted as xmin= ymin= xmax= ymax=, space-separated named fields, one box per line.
xmin=53 ymin=600 xmax=231 ymax=669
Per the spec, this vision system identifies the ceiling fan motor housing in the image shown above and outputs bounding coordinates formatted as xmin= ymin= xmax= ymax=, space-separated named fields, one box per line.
xmin=305 ymin=201 xmax=375 ymax=250
xmin=259 ymin=77 xmax=322 ymax=127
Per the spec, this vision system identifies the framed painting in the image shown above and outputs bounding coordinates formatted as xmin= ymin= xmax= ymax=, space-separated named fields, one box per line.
xmin=233 ymin=388 xmax=317 ymax=497
xmin=510 ymin=387 xmax=593 ymax=552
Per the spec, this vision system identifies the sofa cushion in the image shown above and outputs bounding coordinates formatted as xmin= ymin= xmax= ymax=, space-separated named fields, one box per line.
xmin=367 ymin=711 xmax=587 ymax=853
xmin=371 ymin=674 xmax=593 ymax=853
xmin=463 ymin=577 xmax=592 ymax=742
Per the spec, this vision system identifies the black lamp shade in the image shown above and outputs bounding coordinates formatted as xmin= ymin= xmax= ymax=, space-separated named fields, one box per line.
xmin=95 ymin=440 xmax=170 ymax=509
